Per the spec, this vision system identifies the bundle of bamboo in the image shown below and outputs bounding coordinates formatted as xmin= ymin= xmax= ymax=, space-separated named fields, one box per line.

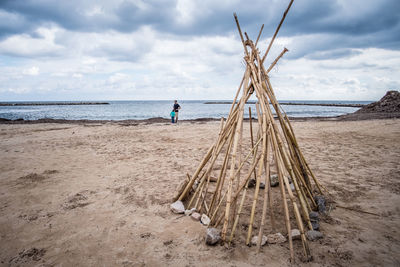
xmin=173 ymin=0 xmax=328 ymax=261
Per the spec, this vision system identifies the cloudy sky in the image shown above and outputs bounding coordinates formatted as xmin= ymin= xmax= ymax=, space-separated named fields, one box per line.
xmin=0 ymin=0 xmax=399 ymax=101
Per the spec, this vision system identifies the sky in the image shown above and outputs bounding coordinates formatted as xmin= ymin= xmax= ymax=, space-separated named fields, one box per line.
xmin=0 ymin=0 xmax=399 ymax=101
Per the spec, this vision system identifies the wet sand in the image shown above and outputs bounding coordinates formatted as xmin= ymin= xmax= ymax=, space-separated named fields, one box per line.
xmin=0 ymin=119 xmax=399 ymax=266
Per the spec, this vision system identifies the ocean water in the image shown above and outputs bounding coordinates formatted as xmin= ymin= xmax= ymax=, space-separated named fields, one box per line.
xmin=0 ymin=100 xmax=372 ymax=121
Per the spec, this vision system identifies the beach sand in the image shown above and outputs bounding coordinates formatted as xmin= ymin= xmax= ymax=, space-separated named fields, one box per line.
xmin=0 ymin=119 xmax=399 ymax=266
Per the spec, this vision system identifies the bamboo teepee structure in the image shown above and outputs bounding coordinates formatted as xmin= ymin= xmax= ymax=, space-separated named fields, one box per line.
xmin=174 ymin=0 xmax=327 ymax=261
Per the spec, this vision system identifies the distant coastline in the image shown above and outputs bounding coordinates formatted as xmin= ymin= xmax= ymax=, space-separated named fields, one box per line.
xmin=0 ymin=102 xmax=109 ymax=106
xmin=203 ymin=101 xmax=365 ymax=108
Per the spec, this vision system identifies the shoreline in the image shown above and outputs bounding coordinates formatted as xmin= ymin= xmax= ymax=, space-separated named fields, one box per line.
xmin=1 ymin=112 xmax=399 ymax=125
xmin=204 ymin=101 xmax=365 ymax=108
xmin=0 ymin=102 xmax=109 ymax=106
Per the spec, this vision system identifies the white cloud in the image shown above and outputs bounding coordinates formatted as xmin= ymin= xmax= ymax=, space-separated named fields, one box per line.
xmin=23 ymin=66 xmax=40 ymax=76
xmin=0 ymin=26 xmax=64 ymax=57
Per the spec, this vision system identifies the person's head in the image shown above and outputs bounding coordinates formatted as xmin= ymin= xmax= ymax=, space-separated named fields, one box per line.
xmin=174 ymin=100 xmax=177 ymax=103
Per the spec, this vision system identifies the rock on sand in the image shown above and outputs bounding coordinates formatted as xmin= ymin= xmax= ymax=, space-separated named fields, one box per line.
xmin=205 ymin=228 xmax=221 ymax=245
xmin=191 ymin=212 xmax=201 ymax=221
xmin=306 ymin=230 xmax=323 ymax=241
xmin=170 ymin=200 xmax=185 ymax=214
xmin=251 ymin=235 xmax=268 ymax=246
xmin=267 ymin=233 xmax=286 ymax=244
xmin=291 ymin=229 xmax=301 ymax=240
xmin=201 ymin=214 xmax=211 ymax=226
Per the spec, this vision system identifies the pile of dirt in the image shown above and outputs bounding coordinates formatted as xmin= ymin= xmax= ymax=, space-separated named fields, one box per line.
xmin=356 ymin=91 xmax=400 ymax=113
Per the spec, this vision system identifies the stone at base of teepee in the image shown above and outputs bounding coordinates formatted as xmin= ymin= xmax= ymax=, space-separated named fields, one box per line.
xmin=306 ymin=230 xmax=323 ymax=241
xmin=311 ymin=221 xmax=320 ymax=230
xmin=205 ymin=228 xmax=221 ymax=245
xmin=251 ymin=235 xmax=268 ymax=246
xmin=309 ymin=211 xmax=320 ymax=230
xmin=267 ymin=233 xmax=286 ymax=244
xmin=201 ymin=214 xmax=211 ymax=226
xmin=170 ymin=201 xmax=185 ymax=214
xmin=248 ymin=179 xmax=256 ymax=188
xmin=291 ymin=229 xmax=301 ymax=240
xmin=191 ymin=212 xmax=201 ymax=221
xmin=314 ymin=195 xmax=327 ymax=213
xmin=185 ymin=208 xmax=196 ymax=216
xmin=259 ymin=182 xmax=265 ymax=189
xmin=270 ymin=175 xmax=279 ymax=187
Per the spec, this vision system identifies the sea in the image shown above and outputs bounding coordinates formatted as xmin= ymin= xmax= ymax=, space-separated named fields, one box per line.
xmin=0 ymin=100 xmax=372 ymax=121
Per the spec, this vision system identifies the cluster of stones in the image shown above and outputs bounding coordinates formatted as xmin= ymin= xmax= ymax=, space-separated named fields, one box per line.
xmin=170 ymin=198 xmax=325 ymax=247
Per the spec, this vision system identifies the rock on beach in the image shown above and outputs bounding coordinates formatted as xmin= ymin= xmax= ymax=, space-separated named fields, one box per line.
xmin=170 ymin=201 xmax=185 ymax=214
xmin=205 ymin=228 xmax=221 ymax=245
xmin=201 ymin=214 xmax=211 ymax=226
xmin=267 ymin=233 xmax=286 ymax=244
xmin=306 ymin=230 xmax=323 ymax=241
xmin=251 ymin=235 xmax=268 ymax=246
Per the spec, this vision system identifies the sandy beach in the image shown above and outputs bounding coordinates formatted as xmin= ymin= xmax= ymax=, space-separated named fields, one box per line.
xmin=0 ymin=118 xmax=399 ymax=266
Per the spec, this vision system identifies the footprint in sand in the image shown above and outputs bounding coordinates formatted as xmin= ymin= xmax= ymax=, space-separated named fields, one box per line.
xmin=62 ymin=190 xmax=95 ymax=210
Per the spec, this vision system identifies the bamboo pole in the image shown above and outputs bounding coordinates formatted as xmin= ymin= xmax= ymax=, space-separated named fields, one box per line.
xmin=187 ymin=171 xmax=206 ymax=209
xmin=178 ymin=145 xmax=214 ymax=201
xmin=266 ymin=47 xmax=288 ymax=74
xmin=221 ymin=67 xmax=250 ymax=241
xmin=249 ymin=107 xmax=257 ymax=182
xmin=228 ymin=155 xmax=262 ymax=243
xmin=214 ymin=133 xmax=235 ymax=209
xmin=261 ymin=0 xmax=294 ymax=63
xmin=257 ymin=127 xmax=271 ymax=252
xmin=260 ymin=85 xmax=311 ymax=260
xmin=256 ymin=102 xmax=276 ymax=232
xmin=190 ymin=118 xmax=238 ymax=202
xmin=246 ymin=107 xmax=267 ymax=245
xmin=248 ymin=58 xmax=295 ymax=260
xmin=199 ymin=118 xmax=227 ymax=211
xmin=255 ymin=24 xmax=264 ymax=48
xmin=234 ymin=13 xmax=250 ymax=57
xmin=228 ymin=75 xmax=245 ymax=115
xmin=209 ymin=136 xmax=262 ymax=225
xmin=208 ymin=133 xmax=233 ymax=216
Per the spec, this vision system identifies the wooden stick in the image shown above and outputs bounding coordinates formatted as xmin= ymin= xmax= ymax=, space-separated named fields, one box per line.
xmin=199 ymin=118 xmax=226 ymax=211
xmin=229 ymin=155 xmax=261 ymax=242
xmin=249 ymin=107 xmax=257 ymax=182
xmin=178 ymin=145 xmax=214 ymax=201
xmin=257 ymin=128 xmax=271 ymax=252
xmin=261 ymin=87 xmax=311 ymax=260
xmin=246 ymin=106 xmax=267 ymax=245
xmin=248 ymin=62 xmax=295 ymax=260
xmin=228 ymin=75 xmax=245 ymax=115
xmin=261 ymin=0 xmax=294 ymax=63
xmin=214 ymin=133 xmax=235 ymax=209
xmin=233 ymin=13 xmax=249 ymax=57
xmin=255 ymin=102 xmax=276 ymax=232
xmin=266 ymin=47 xmax=288 ymax=74
xmin=208 ymin=133 xmax=233 ymax=215
xmin=209 ymin=136 xmax=262 ymax=225
xmin=255 ymin=24 xmax=265 ymax=48
xmin=229 ymin=178 xmax=251 ymax=244
xmin=336 ymin=205 xmax=380 ymax=217
xmin=221 ymin=68 xmax=250 ymax=241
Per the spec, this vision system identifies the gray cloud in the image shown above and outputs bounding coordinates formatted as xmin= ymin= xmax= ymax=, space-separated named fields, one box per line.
xmin=1 ymin=0 xmax=399 ymax=63
xmin=2 ymin=0 xmax=399 ymax=40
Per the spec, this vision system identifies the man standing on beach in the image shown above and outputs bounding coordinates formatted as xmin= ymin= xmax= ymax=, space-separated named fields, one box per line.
xmin=173 ymin=100 xmax=181 ymax=123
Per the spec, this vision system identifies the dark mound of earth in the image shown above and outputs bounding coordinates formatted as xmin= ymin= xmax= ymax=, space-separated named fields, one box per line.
xmin=340 ymin=90 xmax=400 ymax=120
xmin=356 ymin=90 xmax=400 ymax=113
